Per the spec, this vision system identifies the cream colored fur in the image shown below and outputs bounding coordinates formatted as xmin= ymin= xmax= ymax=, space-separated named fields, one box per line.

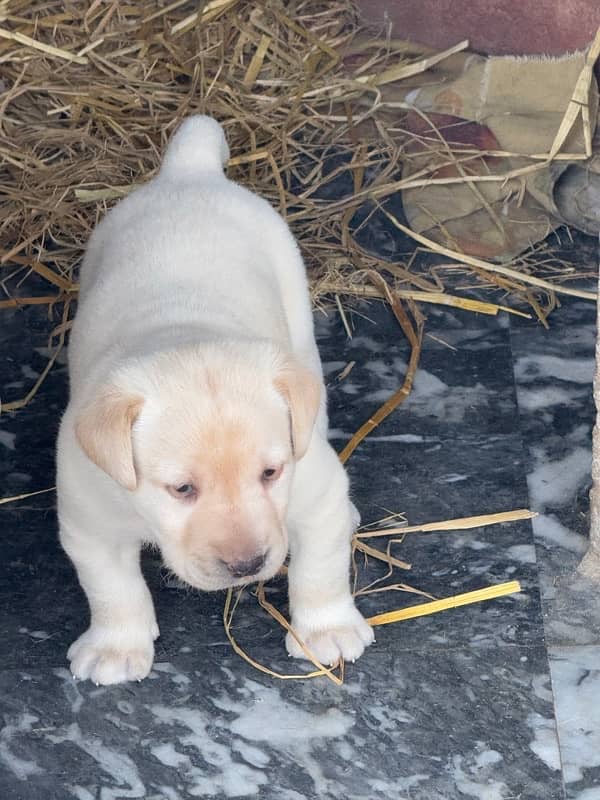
xmin=56 ymin=116 xmax=373 ymax=685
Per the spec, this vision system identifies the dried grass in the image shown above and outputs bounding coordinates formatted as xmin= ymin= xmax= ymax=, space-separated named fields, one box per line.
xmin=1 ymin=1 xmax=598 ymax=411
xmin=366 ymin=580 xmax=522 ymax=627
xmin=0 ymin=486 xmax=55 ymax=505
xmin=354 ymin=509 xmax=537 ymax=539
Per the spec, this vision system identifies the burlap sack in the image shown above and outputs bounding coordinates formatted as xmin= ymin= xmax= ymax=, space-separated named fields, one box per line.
xmin=349 ymin=45 xmax=599 ymax=259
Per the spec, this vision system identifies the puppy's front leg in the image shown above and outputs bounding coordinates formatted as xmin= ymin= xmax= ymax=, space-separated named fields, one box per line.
xmin=60 ymin=525 xmax=159 ymax=685
xmin=286 ymin=438 xmax=374 ymax=665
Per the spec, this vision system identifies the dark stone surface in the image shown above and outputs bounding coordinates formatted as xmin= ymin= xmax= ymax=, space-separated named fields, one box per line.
xmin=0 ymin=647 xmax=563 ymax=800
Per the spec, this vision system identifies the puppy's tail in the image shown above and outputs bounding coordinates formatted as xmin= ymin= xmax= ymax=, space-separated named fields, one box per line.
xmin=160 ymin=116 xmax=230 ymax=180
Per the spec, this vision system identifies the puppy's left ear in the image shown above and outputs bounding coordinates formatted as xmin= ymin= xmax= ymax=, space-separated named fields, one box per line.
xmin=75 ymin=386 xmax=143 ymax=491
xmin=274 ymin=360 xmax=321 ymax=460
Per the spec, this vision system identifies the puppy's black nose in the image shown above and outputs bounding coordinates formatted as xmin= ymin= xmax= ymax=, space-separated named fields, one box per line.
xmin=225 ymin=552 xmax=267 ymax=579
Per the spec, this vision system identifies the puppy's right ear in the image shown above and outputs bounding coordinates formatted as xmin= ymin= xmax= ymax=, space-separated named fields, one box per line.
xmin=75 ymin=387 xmax=143 ymax=491
xmin=274 ymin=359 xmax=321 ymax=461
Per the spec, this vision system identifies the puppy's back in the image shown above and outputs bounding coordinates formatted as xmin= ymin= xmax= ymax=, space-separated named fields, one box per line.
xmin=69 ymin=116 xmax=311 ymax=389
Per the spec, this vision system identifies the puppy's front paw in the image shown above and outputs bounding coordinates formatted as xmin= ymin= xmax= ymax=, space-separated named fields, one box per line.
xmin=68 ymin=622 xmax=159 ymax=685
xmin=286 ymin=603 xmax=374 ymax=665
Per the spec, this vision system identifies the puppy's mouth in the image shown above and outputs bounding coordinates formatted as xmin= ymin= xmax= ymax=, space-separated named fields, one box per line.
xmin=171 ymin=556 xmax=285 ymax=593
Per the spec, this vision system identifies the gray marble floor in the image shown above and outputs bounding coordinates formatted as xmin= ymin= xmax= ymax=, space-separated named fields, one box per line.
xmin=1 ymin=234 xmax=599 ymax=798
xmin=510 ymin=297 xmax=600 ymax=800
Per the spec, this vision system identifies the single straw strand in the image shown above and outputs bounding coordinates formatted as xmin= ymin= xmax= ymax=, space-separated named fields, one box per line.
xmin=355 ymin=508 xmax=537 ymax=539
xmin=367 ymin=581 xmax=522 ymax=626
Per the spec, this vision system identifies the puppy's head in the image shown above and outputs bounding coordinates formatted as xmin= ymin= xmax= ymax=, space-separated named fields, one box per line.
xmin=75 ymin=342 xmax=321 ymax=590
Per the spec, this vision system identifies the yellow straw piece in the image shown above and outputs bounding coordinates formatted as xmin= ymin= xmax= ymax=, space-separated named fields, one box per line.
xmin=223 ymin=587 xmax=344 ymax=685
xmin=243 ymin=35 xmax=272 ymax=88
xmin=226 ymin=150 xmax=270 ymax=167
xmin=0 ymin=487 xmax=56 ymax=506
xmin=75 ymin=186 xmax=133 ymax=202
xmin=355 ymin=39 xmax=469 ymax=87
xmin=170 ymin=0 xmax=239 ymax=35
xmin=547 ymin=26 xmax=600 ymax=159
xmin=353 ymin=540 xmax=412 ymax=570
xmin=0 ymin=295 xmax=61 ymax=309
xmin=0 ymin=27 xmax=88 ymax=64
xmin=355 ymin=509 xmax=537 ymax=539
xmin=367 ymin=580 xmax=522 ymax=626
xmin=316 ymin=283 xmax=532 ymax=318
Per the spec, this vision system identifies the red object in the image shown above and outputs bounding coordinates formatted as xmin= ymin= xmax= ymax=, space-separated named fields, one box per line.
xmin=357 ymin=0 xmax=600 ymax=56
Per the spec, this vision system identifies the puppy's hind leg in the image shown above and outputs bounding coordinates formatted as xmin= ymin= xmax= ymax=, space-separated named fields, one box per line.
xmin=285 ymin=437 xmax=374 ymax=665
xmin=60 ymin=518 xmax=159 ymax=686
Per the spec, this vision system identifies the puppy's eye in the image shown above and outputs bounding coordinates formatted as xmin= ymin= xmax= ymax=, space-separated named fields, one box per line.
xmin=261 ymin=465 xmax=283 ymax=483
xmin=168 ymin=483 xmax=197 ymax=500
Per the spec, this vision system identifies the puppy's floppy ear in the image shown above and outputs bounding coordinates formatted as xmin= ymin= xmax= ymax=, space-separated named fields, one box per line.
xmin=75 ymin=387 xmax=143 ymax=491
xmin=274 ymin=359 xmax=321 ymax=460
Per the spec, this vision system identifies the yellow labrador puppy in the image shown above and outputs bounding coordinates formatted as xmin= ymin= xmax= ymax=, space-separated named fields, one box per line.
xmin=57 ymin=116 xmax=373 ymax=685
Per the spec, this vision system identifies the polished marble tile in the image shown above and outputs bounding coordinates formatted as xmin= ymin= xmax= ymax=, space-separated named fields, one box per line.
xmin=549 ymin=645 xmax=600 ymax=798
xmin=510 ymin=296 xmax=600 ymax=649
xmin=0 ymin=646 xmax=563 ymax=800
xmin=318 ymin=302 xmax=519 ymax=440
